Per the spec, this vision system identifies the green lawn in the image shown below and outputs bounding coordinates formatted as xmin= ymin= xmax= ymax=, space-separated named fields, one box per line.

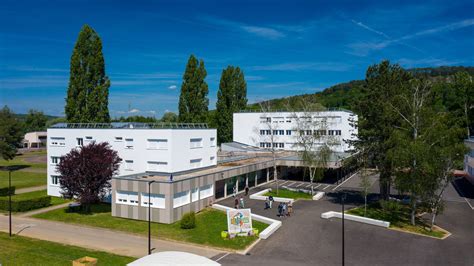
xmin=0 ymin=151 xmax=47 ymax=169
xmin=0 ymin=232 xmax=135 ymax=265
xmin=0 ymin=190 xmax=70 ymax=205
xmin=347 ymin=202 xmax=446 ymax=238
xmin=0 ymin=171 xmax=46 ymax=189
xmin=264 ymin=188 xmax=313 ymax=200
xmin=34 ymin=204 xmax=268 ymax=250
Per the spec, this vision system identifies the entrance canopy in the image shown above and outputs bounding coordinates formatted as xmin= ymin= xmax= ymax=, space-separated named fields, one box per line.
xmin=128 ymin=251 xmax=220 ymax=266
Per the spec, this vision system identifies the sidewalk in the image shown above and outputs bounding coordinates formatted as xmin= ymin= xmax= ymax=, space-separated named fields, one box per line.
xmin=15 ymin=185 xmax=47 ymax=194
xmin=0 ymin=215 xmax=222 ymax=258
xmin=17 ymin=202 xmax=70 ymax=218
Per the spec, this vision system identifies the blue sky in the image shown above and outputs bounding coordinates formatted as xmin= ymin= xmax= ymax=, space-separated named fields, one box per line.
xmin=1 ymin=0 xmax=473 ymax=117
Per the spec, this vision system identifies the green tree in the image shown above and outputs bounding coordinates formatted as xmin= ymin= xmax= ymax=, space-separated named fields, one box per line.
xmin=24 ymin=109 xmax=47 ymax=132
xmin=65 ymin=24 xmax=110 ymax=123
xmin=353 ymin=60 xmax=412 ymax=200
xmin=178 ymin=55 xmax=209 ymax=123
xmin=216 ymin=66 xmax=247 ymax=144
xmin=0 ymin=106 xmax=23 ymax=160
xmin=160 ymin=112 xmax=178 ymax=123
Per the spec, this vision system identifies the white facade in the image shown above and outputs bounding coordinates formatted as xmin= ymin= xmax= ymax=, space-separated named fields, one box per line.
xmin=47 ymin=124 xmax=217 ymax=197
xmin=23 ymin=131 xmax=47 ymax=148
xmin=233 ymin=111 xmax=357 ymax=153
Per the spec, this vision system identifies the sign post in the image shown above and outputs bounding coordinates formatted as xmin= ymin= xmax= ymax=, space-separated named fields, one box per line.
xmin=226 ymin=209 xmax=253 ymax=235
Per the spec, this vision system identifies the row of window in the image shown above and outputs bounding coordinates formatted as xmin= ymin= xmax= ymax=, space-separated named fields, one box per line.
xmin=259 ymin=142 xmax=285 ymax=148
xmin=259 ymin=116 xmax=343 ymax=124
xmin=50 ymin=137 xmax=217 ymax=150
xmin=259 ymin=129 xmax=342 ymax=136
xmin=115 ymin=184 xmax=214 ymax=208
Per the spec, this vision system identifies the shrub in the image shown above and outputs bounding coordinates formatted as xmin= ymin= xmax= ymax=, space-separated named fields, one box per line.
xmin=379 ymin=200 xmax=402 ymax=212
xmin=0 ymin=196 xmax=51 ymax=212
xmin=0 ymin=186 xmax=15 ymax=196
xmin=180 ymin=212 xmax=196 ymax=229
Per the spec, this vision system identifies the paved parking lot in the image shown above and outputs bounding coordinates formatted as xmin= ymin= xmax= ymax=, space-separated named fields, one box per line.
xmin=213 ymin=178 xmax=474 ymax=265
xmin=214 ymin=193 xmax=474 ymax=265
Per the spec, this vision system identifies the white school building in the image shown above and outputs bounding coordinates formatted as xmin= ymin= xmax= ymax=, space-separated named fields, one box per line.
xmin=232 ymin=110 xmax=358 ymax=153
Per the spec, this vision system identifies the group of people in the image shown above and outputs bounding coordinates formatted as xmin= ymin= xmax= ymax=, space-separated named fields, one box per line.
xmin=264 ymin=195 xmax=293 ymax=217
xmin=233 ymin=185 xmax=250 ymax=209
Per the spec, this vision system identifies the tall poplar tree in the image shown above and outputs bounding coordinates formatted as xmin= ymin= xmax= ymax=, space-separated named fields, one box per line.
xmin=178 ymin=55 xmax=209 ymax=123
xmin=65 ymin=25 xmax=110 ymax=123
xmin=215 ymin=66 xmax=247 ymax=143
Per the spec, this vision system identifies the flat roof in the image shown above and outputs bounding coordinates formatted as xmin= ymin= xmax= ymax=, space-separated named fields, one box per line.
xmin=114 ymin=151 xmax=353 ymax=183
xmin=236 ymin=108 xmax=355 ymax=114
xmin=49 ymin=122 xmax=210 ymax=130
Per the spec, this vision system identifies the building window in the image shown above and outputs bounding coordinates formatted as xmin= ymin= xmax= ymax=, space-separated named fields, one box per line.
xmin=76 ymin=138 xmax=83 ymax=146
xmin=141 ymin=193 xmax=165 ymax=209
xmin=190 ymin=158 xmax=202 ymax=169
xmin=147 ymin=161 xmax=167 ymax=171
xmin=173 ymin=190 xmax=190 ymax=208
xmin=210 ymin=137 xmax=216 ymax=147
xmin=329 ymin=130 xmax=341 ymax=136
xmin=286 ymin=130 xmax=292 ymax=135
xmin=147 ymin=139 xmax=168 ymax=150
xmin=266 ymin=130 xmax=271 ymax=135
xmin=260 ymin=143 xmax=265 ymax=148
xmin=336 ymin=130 xmax=342 ymax=136
xmin=273 ymin=143 xmax=278 ymax=148
xmin=190 ymin=138 xmax=203 ymax=149
xmin=266 ymin=143 xmax=271 ymax=148
xmin=316 ymin=130 xmax=327 ymax=136
xmin=115 ymin=137 xmax=123 ymax=142
xmin=210 ymin=156 xmax=216 ymax=164
xmin=306 ymin=130 xmax=312 ymax=135
xmin=260 ymin=130 xmax=266 ymax=135
xmin=199 ymin=184 xmax=213 ymax=199
xmin=116 ymin=191 xmax=138 ymax=206
xmin=51 ymin=175 xmax=60 ymax=185
xmin=191 ymin=187 xmax=199 ymax=202
xmin=85 ymin=136 xmax=93 ymax=141
xmin=50 ymin=137 xmax=65 ymax=147
xmin=125 ymin=138 xmax=134 ymax=149
xmin=51 ymin=156 xmax=60 ymax=165
xmin=279 ymin=143 xmax=284 ymax=148
xmin=272 ymin=130 xmax=278 ymax=135
xmin=124 ymin=160 xmax=134 ymax=171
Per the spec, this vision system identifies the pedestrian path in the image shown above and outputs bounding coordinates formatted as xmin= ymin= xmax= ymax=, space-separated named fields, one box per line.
xmin=17 ymin=202 xmax=71 ymax=218
xmin=0 ymin=215 xmax=222 ymax=258
xmin=15 ymin=185 xmax=47 ymax=194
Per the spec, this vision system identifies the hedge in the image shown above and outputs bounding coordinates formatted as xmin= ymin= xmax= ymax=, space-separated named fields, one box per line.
xmin=0 ymin=196 xmax=51 ymax=212
xmin=0 ymin=187 xmax=15 ymax=196
xmin=180 ymin=212 xmax=196 ymax=229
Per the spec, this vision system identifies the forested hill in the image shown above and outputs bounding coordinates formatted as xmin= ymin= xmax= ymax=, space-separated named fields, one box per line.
xmin=247 ymin=65 xmax=474 ymax=111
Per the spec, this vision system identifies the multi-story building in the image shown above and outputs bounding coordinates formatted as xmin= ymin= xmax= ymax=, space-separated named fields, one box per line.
xmin=47 ymin=123 xmax=217 ymax=197
xmin=233 ymin=110 xmax=358 ymax=153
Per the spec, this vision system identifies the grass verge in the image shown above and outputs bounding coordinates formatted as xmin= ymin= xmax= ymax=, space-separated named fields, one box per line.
xmin=346 ymin=202 xmax=447 ymax=239
xmin=264 ymin=188 xmax=313 ymax=200
xmin=33 ymin=204 xmax=268 ymax=250
xmin=0 ymin=171 xmax=46 ymax=189
xmin=0 ymin=151 xmax=47 ymax=169
xmin=0 ymin=232 xmax=135 ymax=265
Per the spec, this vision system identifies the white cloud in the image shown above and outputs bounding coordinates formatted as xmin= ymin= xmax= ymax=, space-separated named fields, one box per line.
xmin=241 ymin=25 xmax=285 ymax=40
xmin=396 ymin=57 xmax=463 ymax=68
xmin=168 ymin=85 xmax=177 ymax=90
xmin=129 ymin=108 xmax=140 ymax=113
xmin=351 ymin=19 xmax=390 ymax=39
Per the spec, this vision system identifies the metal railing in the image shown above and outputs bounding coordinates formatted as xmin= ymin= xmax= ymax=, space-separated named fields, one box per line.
xmin=237 ymin=107 xmax=353 ymax=113
xmin=50 ymin=122 xmax=209 ymax=129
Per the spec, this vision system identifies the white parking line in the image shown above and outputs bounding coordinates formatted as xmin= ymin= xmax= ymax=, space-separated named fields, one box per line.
xmin=333 ymin=171 xmax=360 ymax=191
xmin=305 ymin=184 xmax=312 ymax=188
xmin=464 ymin=198 xmax=474 ymax=210
xmin=287 ymin=182 xmax=296 ymax=187
xmin=295 ymin=183 xmax=304 ymax=188
xmin=323 ymin=184 xmax=332 ymax=190
xmin=215 ymin=253 xmax=230 ymax=262
xmin=315 ymin=184 xmax=322 ymax=189
xmin=280 ymin=181 xmax=289 ymax=186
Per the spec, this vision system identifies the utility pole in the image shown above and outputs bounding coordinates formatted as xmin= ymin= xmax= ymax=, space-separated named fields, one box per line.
xmin=148 ymin=180 xmax=156 ymax=255
xmin=341 ymin=193 xmax=346 ymax=266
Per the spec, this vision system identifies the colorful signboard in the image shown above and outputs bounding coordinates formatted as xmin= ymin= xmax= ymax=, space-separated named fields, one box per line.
xmin=226 ymin=208 xmax=253 ymax=234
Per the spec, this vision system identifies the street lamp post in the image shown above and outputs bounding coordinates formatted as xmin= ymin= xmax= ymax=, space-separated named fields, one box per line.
xmin=9 ymin=170 xmax=12 ymax=237
xmin=148 ymin=180 xmax=156 ymax=255
xmin=341 ymin=192 xmax=346 ymax=266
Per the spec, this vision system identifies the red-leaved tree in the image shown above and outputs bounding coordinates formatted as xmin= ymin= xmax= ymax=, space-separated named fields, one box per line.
xmin=57 ymin=142 xmax=121 ymax=209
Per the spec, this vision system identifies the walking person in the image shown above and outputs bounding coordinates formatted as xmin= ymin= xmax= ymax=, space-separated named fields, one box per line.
xmin=232 ymin=185 xmax=236 ymax=198
xmin=269 ymin=195 xmax=274 ymax=209
xmin=239 ymin=196 xmax=245 ymax=208
xmin=234 ymin=197 xmax=239 ymax=209
xmin=277 ymin=202 xmax=283 ymax=217
xmin=245 ymin=185 xmax=249 ymax=196
xmin=282 ymin=202 xmax=287 ymax=217
xmin=264 ymin=197 xmax=270 ymax=210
